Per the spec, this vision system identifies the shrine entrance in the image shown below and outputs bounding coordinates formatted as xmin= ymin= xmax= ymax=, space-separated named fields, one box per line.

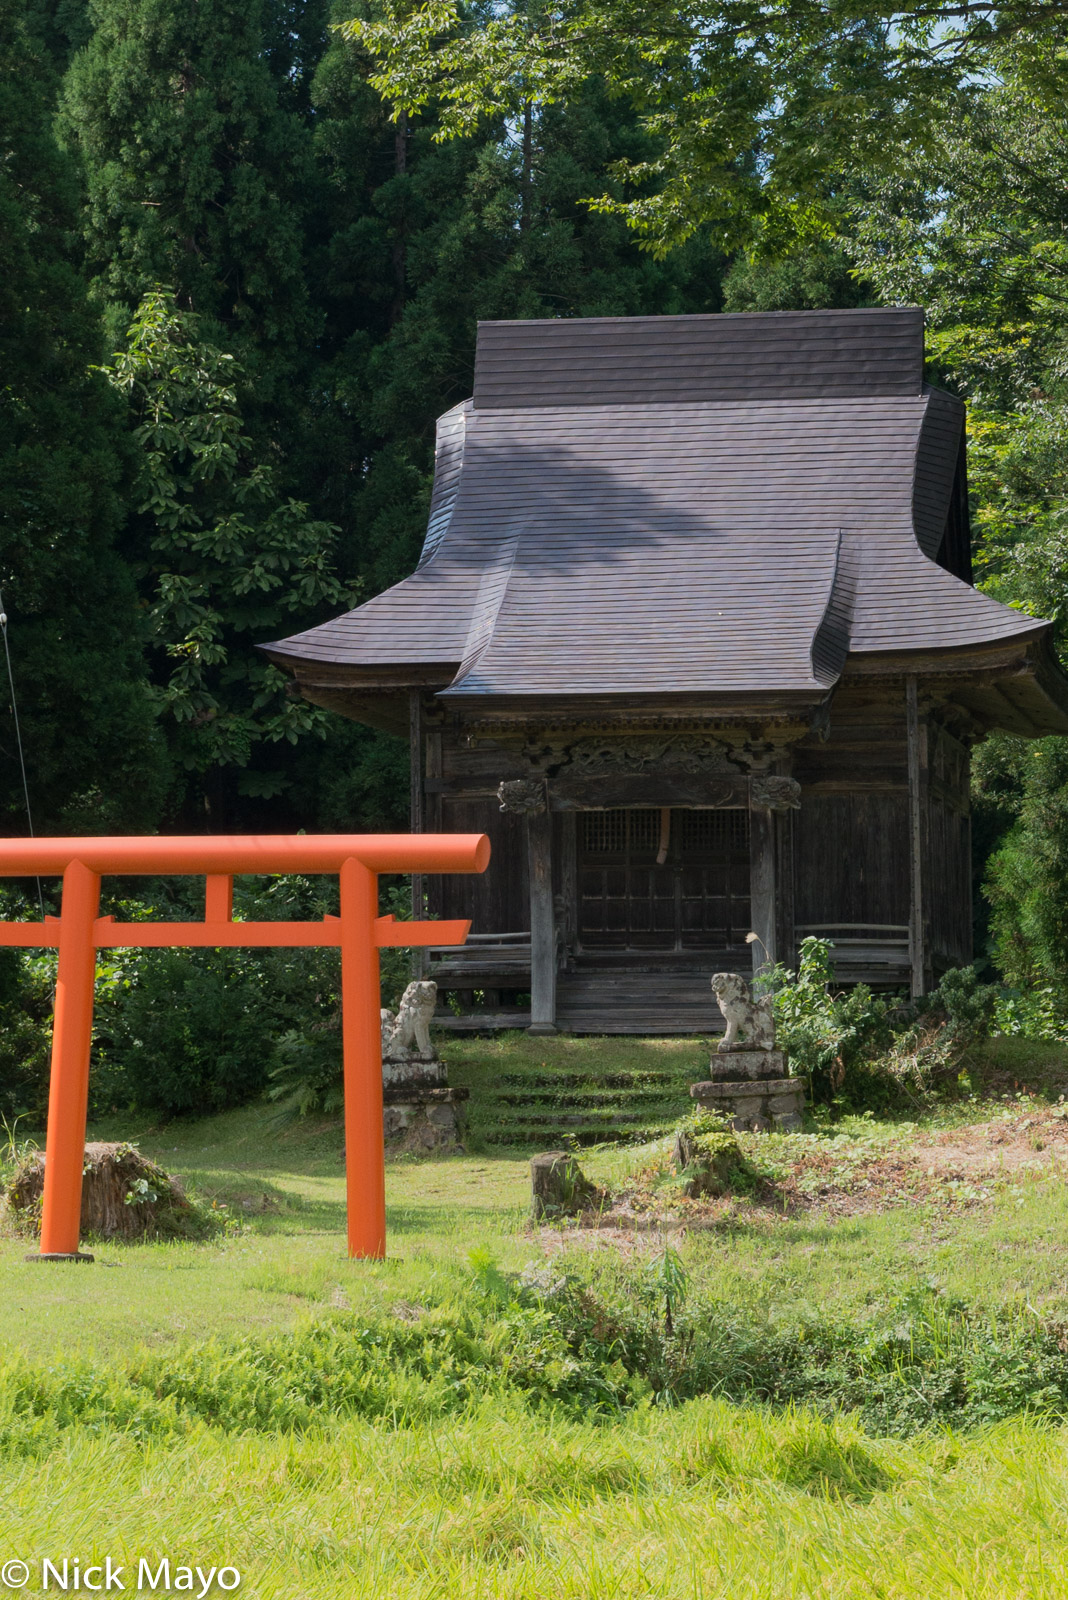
xmin=576 ymin=807 xmax=751 ymax=956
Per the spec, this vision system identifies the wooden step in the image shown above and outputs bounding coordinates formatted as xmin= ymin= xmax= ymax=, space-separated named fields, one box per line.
xmin=432 ymin=969 xmax=732 ymax=1035
xmin=555 ymin=969 xmax=723 ymax=1035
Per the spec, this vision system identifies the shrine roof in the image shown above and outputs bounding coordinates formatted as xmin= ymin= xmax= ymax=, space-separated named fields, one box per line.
xmin=263 ymin=309 xmax=1056 ymax=711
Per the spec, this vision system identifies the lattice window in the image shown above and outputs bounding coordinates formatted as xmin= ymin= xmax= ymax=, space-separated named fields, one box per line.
xmin=582 ymin=808 xmax=749 ymax=856
xmin=628 ymin=810 xmax=661 ymax=854
xmin=581 ymin=810 xmax=628 ymax=854
xmin=678 ymin=808 xmax=749 ymax=852
xmin=579 ymin=805 xmax=751 ymax=951
xmin=581 ymin=809 xmax=664 ymax=856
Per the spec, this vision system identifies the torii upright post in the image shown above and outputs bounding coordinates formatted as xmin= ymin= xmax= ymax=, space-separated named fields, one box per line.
xmin=339 ymin=855 xmax=386 ymax=1259
xmin=0 ymin=833 xmax=490 ymax=1263
xmin=40 ymin=860 xmax=100 ymax=1259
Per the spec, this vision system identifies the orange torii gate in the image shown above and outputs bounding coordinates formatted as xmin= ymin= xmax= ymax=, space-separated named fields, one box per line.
xmin=0 ymin=834 xmax=489 ymax=1263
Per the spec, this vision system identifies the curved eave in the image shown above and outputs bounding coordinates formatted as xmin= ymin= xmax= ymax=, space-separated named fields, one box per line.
xmin=260 ymin=648 xmax=460 ymax=689
xmin=263 ymin=654 xmax=460 ymax=736
xmin=844 ymin=628 xmax=1068 ymax=737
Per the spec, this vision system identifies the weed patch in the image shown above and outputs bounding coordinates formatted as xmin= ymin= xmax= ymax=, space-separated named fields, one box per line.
xmin=6 ymin=1258 xmax=1068 ymax=1455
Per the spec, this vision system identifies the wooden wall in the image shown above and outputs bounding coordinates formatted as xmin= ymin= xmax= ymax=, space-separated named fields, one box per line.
xmin=792 ymin=687 xmax=911 ymax=938
xmin=426 ymin=794 xmax=529 ymax=931
xmin=792 ymin=791 xmax=910 ymax=928
xmin=421 ymin=688 xmax=974 ymax=981
xmin=792 ymin=690 xmax=973 ymax=979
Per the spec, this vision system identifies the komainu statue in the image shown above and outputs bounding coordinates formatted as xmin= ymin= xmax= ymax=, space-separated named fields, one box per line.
xmin=710 ymin=972 xmax=775 ymax=1052
xmin=381 ymin=979 xmax=438 ymax=1060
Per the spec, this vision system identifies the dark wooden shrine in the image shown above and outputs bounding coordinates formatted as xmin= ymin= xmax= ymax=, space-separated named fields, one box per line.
xmin=265 ymin=309 xmax=1068 ymax=1034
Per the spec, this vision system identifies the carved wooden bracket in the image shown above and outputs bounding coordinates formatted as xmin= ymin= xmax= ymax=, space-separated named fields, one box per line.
xmin=749 ymin=776 xmax=802 ymax=812
xmin=519 ymin=733 xmax=742 ymax=779
xmin=497 ymin=778 xmax=546 ymax=814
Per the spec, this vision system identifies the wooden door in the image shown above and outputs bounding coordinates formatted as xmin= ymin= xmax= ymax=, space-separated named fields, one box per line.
xmin=577 ymin=808 xmax=750 ymax=952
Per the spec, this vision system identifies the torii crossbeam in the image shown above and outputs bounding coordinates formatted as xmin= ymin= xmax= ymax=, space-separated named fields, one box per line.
xmin=0 ymin=834 xmax=489 ymax=1262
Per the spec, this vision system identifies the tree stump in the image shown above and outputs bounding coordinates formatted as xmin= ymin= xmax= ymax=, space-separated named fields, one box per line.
xmin=529 ymin=1151 xmax=602 ymax=1219
xmin=6 ymin=1142 xmax=201 ymax=1241
xmin=671 ymin=1127 xmax=738 ymax=1198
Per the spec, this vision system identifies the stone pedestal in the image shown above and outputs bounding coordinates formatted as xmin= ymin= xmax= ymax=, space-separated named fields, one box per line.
xmin=383 ymin=1085 xmax=469 ymax=1153
xmin=701 ymin=971 xmax=803 ymax=1132
xmin=691 ymin=1049 xmax=805 ymax=1133
xmin=706 ymin=1049 xmax=788 ymax=1082
xmin=383 ymin=1054 xmax=447 ymax=1091
xmin=380 ymin=978 xmax=469 ymax=1152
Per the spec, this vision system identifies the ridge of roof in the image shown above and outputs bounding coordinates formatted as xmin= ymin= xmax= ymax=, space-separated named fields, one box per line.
xmin=473 ymin=307 xmax=925 ymax=409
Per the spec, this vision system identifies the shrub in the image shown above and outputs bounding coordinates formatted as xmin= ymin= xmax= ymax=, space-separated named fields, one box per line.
xmin=929 ymin=965 xmax=999 ymax=1044
xmin=88 ymin=875 xmax=343 ymax=1118
xmin=92 ymin=947 xmax=276 ymax=1116
xmin=994 ymin=983 xmax=1068 ymax=1043
xmin=0 ymin=945 xmax=54 ymax=1122
xmin=759 ymin=940 xmax=999 ymax=1111
xmin=759 ymin=937 xmax=895 ymax=1102
xmin=90 ymin=875 xmax=415 ymax=1121
xmin=986 ymin=737 xmax=1068 ymax=993
xmin=265 ymin=883 xmax=420 ymax=1124
xmin=266 ymin=1020 xmax=344 ymax=1124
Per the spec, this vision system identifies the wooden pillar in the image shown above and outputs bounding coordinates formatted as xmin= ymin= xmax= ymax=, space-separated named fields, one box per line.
xmin=425 ymin=726 xmax=442 ymax=829
xmin=961 ymin=744 xmax=974 ymax=967
xmin=906 ymin=676 xmax=929 ymax=998
xmin=409 ymin=691 xmax=426 ymax=979
xmin=527 ymin=797 xmax=557 ymax=1035
xmin=748 ymin=800 xmax=777 ymax=976
xmin=777 ymin=797 xmax=796 ymax=972
xmin=560 ymin=811 xmax=577 ymax=966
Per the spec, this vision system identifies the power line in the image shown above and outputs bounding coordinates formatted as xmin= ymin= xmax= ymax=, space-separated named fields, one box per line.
xmin=0 ymin=590 xmax=45 ymax=920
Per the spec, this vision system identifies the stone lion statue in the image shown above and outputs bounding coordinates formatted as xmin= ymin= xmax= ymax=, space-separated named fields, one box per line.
xmin=711 ymin=971 xmax=775 ymax=1052
xmin=381 ymin=979 xmax=438 ymax=1060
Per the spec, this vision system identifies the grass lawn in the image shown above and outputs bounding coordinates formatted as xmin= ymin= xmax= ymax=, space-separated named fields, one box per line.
xmin=3 ymin=1034 xmax=1068 ymax=1596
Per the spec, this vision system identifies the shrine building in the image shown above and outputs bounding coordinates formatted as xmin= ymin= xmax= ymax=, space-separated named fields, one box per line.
xmin=264 ymin=308 xmax=1068 ymax=1034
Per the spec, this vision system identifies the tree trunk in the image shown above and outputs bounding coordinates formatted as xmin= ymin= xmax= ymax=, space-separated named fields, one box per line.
xmin=529 ymin=1151 xmax=601 ymax=1219
xmin=390 ymin=109 xmax=408 ymax=326
xmin=671 ymin=1128 xmax=737 ymax=1197
xmin=520 ymin=100 xmax=533 ymax=234
xmin=8 ymin=1142 xmax=199 ymax=1240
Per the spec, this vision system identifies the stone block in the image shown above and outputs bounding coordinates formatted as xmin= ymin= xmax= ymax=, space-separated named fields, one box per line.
xmin=382 ymin=1056 xmax=447 ymax=1091
xmin=690 ymin=1074 xmax=806 ymax=1135
xmin=382 ymin=1086 xmax=468 ymax=1153
xmin=706 ymin=1049 xmax=786 ymax=1082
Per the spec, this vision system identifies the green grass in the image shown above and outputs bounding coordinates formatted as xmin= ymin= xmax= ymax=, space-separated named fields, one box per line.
xmin=4 ymin=1035 xmax=1068 ymax=1597
xmin=6 ymin=1402 xmax=1068 ymax=1598
xmin=966 ymin=1033 xmax=1068 ymax=1099
xmin=0 ymin=1107 xmax=531 ymax=1356
xmin=5 ymin=1058 xmax=1068 ymax=1358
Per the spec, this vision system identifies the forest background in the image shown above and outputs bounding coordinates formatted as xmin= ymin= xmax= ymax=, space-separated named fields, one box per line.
xmin=6 ymin=0 xmax=1068 ymax=1117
